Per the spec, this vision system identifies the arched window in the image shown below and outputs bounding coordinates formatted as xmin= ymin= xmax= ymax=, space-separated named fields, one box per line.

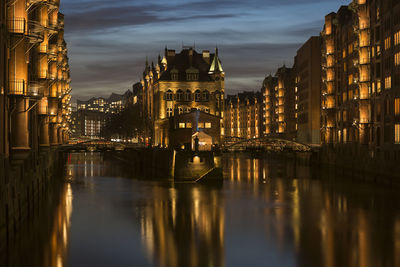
xmin=178 ymin=107 xmax=183 ymax=114
xmin=165 ymin=90 xmax=173 ymax=101
xmin=176 ymin=89 xmax=183 ymax=101
xmin=184 ymin=107 xmax=191 ymax=113
xmin=185 ymin=90 xmax=192 ymax=101
xmin=202 ymin=90 xmax=209 ymax=101
xmin=167 ymin=107 xmax=173 ymax=117
xmin=195 ymin=90 xmax=201 ymax=102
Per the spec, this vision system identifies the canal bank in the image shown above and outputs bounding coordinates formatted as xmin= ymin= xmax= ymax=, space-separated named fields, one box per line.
xmin=107 ymin=149 xmax=222 ymax=182
xmin=0 ymin=149 xmax=65 ymax=256
xmin=313 ymin=145 xmax=400 ymax=186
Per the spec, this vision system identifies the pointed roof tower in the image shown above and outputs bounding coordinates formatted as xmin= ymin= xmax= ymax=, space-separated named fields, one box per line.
xmin=208 ymin=46 xmax=223 ymax=74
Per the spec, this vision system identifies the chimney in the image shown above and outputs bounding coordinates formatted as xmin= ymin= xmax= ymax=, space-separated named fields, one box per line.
xmin=202 ymin=50 xmax=210 ymax=64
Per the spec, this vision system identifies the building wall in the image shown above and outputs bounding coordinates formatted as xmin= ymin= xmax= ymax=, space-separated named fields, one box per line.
xmin=225 ymin=92 xmax=263 ymax=139
xmin=142 ymin=48 xmax=225 ymax=147
xmin=0 ymin=0 xmax=8 ymax=160
xmin=2 ymin=0 xmax=72 ymax=156
xmin=295 ymin=36 xmax=322 ymax=145
xmin=263 ymin=76 xmax=278 ymax=135
xmin=321 ymin=0 xmax=400 ymax=159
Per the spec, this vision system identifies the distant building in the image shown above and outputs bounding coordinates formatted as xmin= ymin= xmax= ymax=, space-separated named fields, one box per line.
xmin=75 ymin=90 xmax=132 ymax=138
xmin=294 ymin=36 xmax=322 ymax=145
xmin=262 ymin=66 xmax=296 ymax=140
xmin=224 ymin=91 xmax=263 ymax=139
xmin=262 ymin=75 xmax=278 ymax=135
xmin=77 ymin=90 xmax=132 ymax=114
xmin=141 ymin=47 xmax=225 ymax=149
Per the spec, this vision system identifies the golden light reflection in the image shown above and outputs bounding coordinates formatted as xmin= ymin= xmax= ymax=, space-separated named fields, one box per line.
xmin=140 ymin=185 xmax=225 ymax=267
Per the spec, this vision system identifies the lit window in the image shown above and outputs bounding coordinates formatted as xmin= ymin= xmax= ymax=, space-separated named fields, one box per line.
xmin=395 ymin=52 xmax=400 ymax=66
xmin=179 ymin=123 xmax=185 ymax=128
xmin=205 ymin=122 xmax=212 ymax=128
xmin=167 ymin=108 xmax=173 ymax=117
xmin=395 ymin=31 xmax=400 ymax=46
xmin=385 ymin=37 xmax=391 ymax=50
xmin=385 ymin=76 xmax=391 ymax=89
xmin=186 ymin=122 xmax=192 ymax=128
xmin=395 ymin=98 xmax=400 ymax=115
xmin=198 ymin=122 xmax=205 ymax=128
xmin=396 ymin=124 xmax=400 ymax=144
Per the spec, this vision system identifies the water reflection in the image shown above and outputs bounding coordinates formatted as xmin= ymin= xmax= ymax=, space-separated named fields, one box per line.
xmin=2 ymin=181 xmax=72 ymax=267
xmin=2 ymin=152 xmax=400 ymax=267
xmin=140 ymin=185 xmax=224 ymax=267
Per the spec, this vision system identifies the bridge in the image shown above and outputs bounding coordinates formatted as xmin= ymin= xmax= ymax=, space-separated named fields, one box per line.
xmin=62 ymin=139 xmax=146 ymax=152
xmin=223 ymin=136 xmax=312 ymax=152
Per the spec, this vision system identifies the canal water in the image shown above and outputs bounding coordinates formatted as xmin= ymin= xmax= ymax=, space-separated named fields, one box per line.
xmin=3 ymin=152 xmax=400 ymax=267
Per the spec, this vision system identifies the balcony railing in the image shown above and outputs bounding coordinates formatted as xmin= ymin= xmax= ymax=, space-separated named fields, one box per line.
xmin=7 ymin=18 xmax=26 ymax=34
xmin=8 ymin=80 xmax=26 ymax=95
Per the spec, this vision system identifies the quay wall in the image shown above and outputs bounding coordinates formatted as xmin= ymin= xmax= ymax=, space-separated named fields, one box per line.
xmin=312 ymin=145 xmax=400 ymax=185
xmin=0 ymin=149 xmax=65 ymax=255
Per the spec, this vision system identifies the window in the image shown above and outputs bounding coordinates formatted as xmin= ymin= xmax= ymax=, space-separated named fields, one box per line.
xmin=179 ymin=123 xmax=185 ymax=128
xmin=396 ymin=124 xmax=400 ymax=144
xmin=176 ymin=90 xmax=183 ymax=101
xmin=171 ymin=69 xmax=179 ymax=80
xmin=165 ymin=90 xmax=173 ymax=101
xmin=385 ymin=76 xmax=391 ymax=89
xmin=385 ymin=37 xmax=391 ymax=50
xmin=167 ymin=108 xmax=173 ymax=117
xmin=205 ymin=122 xmax=212 ymax=128
xmin=202 ymin=90 xmax=209 ymax=101
xmin=195 ymin=90 xmax=201 ymax=102
xmin=395 ymin=31 xmax=400 ymax=46
xmin=178 ymin=107 xmax=183 ymax=114
xmin=198 ymin=122 xmax=205 ymax=128
xmin=395 ymin=98 xmax=400 ymax=115
xmin=185 ymin=90 xmax=191 ymax=101
xmin=395 ymin=52 xmax=400 ymax=66
xmin=186 ymin=122 xmax=192 ymax=128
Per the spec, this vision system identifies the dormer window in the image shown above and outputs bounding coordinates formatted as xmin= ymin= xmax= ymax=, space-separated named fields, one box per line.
xmin=171 ymin=68 xmax=179 ymax=81
xmin=186 ymin=67 xmax=199 ymax=81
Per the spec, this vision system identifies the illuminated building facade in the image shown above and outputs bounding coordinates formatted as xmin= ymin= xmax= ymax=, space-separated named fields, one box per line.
xmin=77 ymin=91 xmax=131 ymax=114
xmin=262 ymin=75 xmax=278 ymax=135
xmin=141 ymin=47 xmax=225 ymax=148
xmin=294 ymin=36 xmax=322 ymax=145
xmin=224 ymin=91 xmax=263 ymax=139
xmin=321 ymin=0 xmax=400 ymax=157
xmin=0 ymin=0 xmax=71 ymax=161
xmin=262 ymin=66 xmax=296 ymax=140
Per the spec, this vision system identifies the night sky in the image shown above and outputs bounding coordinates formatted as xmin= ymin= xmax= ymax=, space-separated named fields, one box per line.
xmin=60 ymin=0 xmax=348 ymax=100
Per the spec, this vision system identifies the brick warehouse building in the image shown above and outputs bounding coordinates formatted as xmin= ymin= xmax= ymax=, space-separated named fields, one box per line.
xmin=141 ymin=47 xmax=225 ymax=149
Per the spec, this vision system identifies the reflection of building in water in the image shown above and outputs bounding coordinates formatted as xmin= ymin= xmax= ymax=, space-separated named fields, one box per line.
xmin=140 ymin=185 xmax=224 ymax=267
xmin=223 ymin=155 xmax=400 ymax=267
xmin=44 ymin=183 xmax=73 ymax=267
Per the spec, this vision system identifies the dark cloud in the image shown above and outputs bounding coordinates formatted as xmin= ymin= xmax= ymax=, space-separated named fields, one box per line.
xmin=59 ymin=0 xmax=349 ymax=99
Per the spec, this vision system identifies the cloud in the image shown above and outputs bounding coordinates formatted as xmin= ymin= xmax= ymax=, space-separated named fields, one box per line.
xmin=59 ymin=0 xmax=349 ymax=99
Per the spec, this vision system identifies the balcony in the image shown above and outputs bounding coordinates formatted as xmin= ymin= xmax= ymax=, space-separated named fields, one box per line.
xmin=47 ymin=19 xmax=58 ymax=33
xmin=7 ymin=18 xmax=45 ymax=43
xmin=8 ymin=79 xmax=43 ymax=97
xmin=48 ymin=44 xmax=58 ymax=61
